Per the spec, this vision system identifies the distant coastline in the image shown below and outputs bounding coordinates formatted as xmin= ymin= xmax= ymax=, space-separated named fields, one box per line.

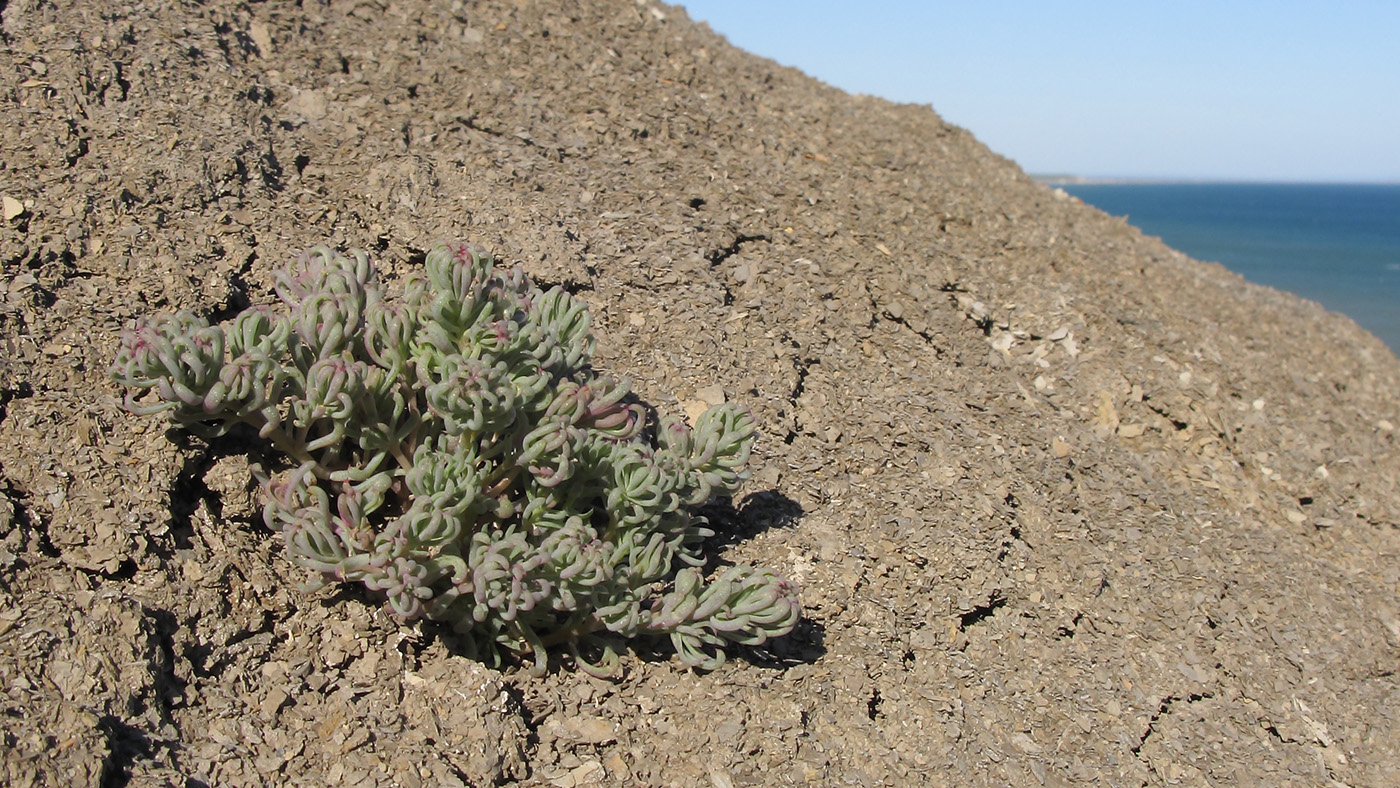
xmin=1034 ymin=174 xmax=1400 ymax=186
xmin=1035 ymin=175 xmax=1215 ymax=185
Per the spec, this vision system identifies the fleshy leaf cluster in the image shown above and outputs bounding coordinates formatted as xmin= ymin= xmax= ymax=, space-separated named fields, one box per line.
xmin=111 ymin=242 xmax=800 ymax=674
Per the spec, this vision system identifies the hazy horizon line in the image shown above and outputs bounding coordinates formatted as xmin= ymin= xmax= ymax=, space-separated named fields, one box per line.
xmin=1034 ymin=174 xmax=1400 ymax=186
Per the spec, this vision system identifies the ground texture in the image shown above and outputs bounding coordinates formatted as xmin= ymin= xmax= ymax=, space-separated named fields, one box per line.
xmin=2 ymin=1 xmax=1398 ymax=786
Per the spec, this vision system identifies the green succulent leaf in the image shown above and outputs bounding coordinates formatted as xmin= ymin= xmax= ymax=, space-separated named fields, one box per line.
xmin=109 ymin=240 xmax=800 ymax=676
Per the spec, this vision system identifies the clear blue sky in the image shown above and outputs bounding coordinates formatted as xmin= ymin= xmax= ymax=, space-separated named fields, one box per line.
xmin=677 ymin=1 xmax=1400 ymax=182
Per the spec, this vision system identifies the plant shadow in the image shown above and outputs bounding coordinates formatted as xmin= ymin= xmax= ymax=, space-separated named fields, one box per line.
xmin=701 ymin=487 xmax=806 ymax=554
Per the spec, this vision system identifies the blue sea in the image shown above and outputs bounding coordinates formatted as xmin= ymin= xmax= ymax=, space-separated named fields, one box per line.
xmin=1057 ymin=183 xmax=1400 ymax=354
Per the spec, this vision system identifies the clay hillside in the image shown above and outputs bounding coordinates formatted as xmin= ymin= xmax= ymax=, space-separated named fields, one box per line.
xmin=2 ymin=1 xmax=1398 ymax=786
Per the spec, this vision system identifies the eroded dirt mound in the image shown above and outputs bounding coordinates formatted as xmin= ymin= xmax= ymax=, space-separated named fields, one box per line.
xmin=2 ymin=1 xmax=1398 ymax=786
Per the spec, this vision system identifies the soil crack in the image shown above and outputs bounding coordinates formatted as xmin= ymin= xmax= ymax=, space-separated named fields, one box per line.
xmin=782 ymin=341 xmax=816 ymax=445
xmin=706 ymin=233 xmax=770 ymax=266
xmin=957 ymin=593 xmax=1006 ymax=631
xmin=97 ymin=714 xmax=156 ymax=788
xmin=1131 ymin=692 xmax=1214 ymax=756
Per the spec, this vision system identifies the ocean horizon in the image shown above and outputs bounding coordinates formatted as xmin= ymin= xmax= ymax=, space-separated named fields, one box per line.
xmin=1054 ymin=182 xmax=1400 ymax=354
xmin=1042 ymin=176 xmax=1400 ymax=186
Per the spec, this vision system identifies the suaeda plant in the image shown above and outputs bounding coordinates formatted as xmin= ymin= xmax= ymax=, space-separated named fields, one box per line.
xmin=110 ymin=241 xmax=800 ymax=675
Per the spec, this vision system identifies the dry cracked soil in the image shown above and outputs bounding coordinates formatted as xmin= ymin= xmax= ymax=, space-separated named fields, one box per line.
xmin=1 ymin=1 xmax=1398 ymax=786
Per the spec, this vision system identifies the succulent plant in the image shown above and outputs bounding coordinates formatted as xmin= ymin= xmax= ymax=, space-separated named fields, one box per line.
xmin=111 ymin=241 xmax=800 ymax=675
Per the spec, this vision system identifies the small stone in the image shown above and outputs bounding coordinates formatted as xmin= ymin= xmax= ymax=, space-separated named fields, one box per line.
xmin=561 ymin=714 xmax=615 ymax=745
xmin=602 ymin=753 xmax=630 ymax=781
xmin=1177 ymin=662 xmax=1209 ymax=683
xmin=713 ymin=717 xmax=744 ymax=743
xmin=1093 ymin=391 xmax=1120 ymax=437
xmin=286 ymin=88 xmax=328 ymax=121
xmin=693 ymin=384 xmax=726 ymax=406
xmin=1011 ymin=732 xmax=1043 ymax=754
xmin=261 ymin=688 xmax=288 ymax=719
xmin=340 ymin=726 xmax=370 ymax=753
xmin=2 ymin=194 xmax=24 ymax=221
xmin=248 ymin=21 xmax=272 ymax=56
xmin=549 ymin=759 xmax=602 ymax=788
xmin=682 ymin=399 xmax=710 ymax=424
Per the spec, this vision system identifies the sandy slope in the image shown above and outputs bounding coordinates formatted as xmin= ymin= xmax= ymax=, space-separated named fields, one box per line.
xmin=1 ymin=1 xmax=1397 ymax=785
